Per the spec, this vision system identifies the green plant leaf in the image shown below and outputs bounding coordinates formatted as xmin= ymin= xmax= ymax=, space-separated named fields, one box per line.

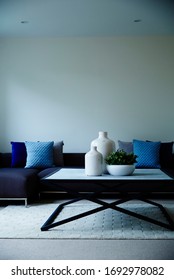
xmin=105 ymin=150 xmax=137 ymax=165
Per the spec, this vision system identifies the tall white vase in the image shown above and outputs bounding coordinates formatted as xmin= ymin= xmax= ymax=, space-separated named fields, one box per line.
xmin=85 ymin=146 xmax=103 ymax=176
xmin=91 ymin=131 xmax=116 ymax=173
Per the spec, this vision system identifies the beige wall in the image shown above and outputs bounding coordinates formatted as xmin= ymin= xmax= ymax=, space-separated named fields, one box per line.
xmin=0 ymin=36 xmax=174 ymax=152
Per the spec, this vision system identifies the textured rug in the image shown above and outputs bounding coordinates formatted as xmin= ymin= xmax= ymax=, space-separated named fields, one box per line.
xmin=0 ymin=202 xmax=174 ymax=239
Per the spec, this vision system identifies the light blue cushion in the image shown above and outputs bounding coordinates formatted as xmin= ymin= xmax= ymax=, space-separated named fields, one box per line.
xmin=25 ymin=141 xmax=54 ymax=168
xmin=118 ymin=140 xmax=133 ymax=154
xmin=133 ymin=139 xmax=161 ymax=168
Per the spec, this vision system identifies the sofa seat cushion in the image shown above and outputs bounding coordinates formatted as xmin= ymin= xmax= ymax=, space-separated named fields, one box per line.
xmin=38 ymin=167 xmax=62 ymax=179
xmin=38 ymin=167 xmax=62 ymax=192
xmin=0 ymin=168 xmax=39 ymax=198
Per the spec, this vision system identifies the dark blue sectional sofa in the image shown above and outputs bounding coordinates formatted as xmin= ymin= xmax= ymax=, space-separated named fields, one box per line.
xmin=0 ymin=152 xmax=85 ymax=206
xmin=1 ymin=139 xmax=174 ymax=206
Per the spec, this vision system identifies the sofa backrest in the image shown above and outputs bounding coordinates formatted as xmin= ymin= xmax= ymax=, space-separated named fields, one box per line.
xmin=0 ymin=152 xmax=85 ymax=168
xmin=63 ymin=153 xmax=85 ymax=167
xmin=1 ymin=151 xmax=174 ymax=169
xmin=0 ymin=153 xmax=12 ymax=167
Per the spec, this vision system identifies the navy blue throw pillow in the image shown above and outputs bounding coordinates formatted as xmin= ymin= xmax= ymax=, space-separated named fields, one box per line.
xmin=160 ymin=142 xmax=173 ymax=168
xmin=11 ymin=142 xmax=27 ymax=167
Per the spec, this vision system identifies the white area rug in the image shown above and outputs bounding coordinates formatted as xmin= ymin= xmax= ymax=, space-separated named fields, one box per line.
xmin=0 ymin=202 xmax=174 ymax=239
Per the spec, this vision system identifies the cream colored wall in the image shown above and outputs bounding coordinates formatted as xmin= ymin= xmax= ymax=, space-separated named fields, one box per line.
xmin=0 ymin=36 xmax=174 ymax=152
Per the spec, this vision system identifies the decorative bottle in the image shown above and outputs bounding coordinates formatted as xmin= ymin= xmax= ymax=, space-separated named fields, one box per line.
xmin=91 ymin=131 xmax=116 ymax=173
xmin=85 ymin=146 xmax=103 ymax=176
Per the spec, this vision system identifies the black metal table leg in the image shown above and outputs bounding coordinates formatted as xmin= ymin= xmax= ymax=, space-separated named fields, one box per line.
xmin=41 ymin=194 xmax=174 ymax=231
xmin=40 ymin=176 xmax=174 ymax=231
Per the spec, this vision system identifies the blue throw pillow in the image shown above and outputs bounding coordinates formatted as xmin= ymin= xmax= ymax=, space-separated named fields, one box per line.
xmin=25 ymin=141 xmax=54 ymax=168
xmin=11 ymin=142 xmax=27 ymax=167
xmin=118 ymin=140 xmax=133 ymax=154
xmin=133 ymin=139 xmax=161 ymax=168
xmin=147 ymin=141 xmax=174 ymax=168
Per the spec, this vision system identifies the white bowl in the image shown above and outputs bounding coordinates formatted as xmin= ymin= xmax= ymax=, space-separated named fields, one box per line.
xmin=106 ymin=165 xmax=135 ymax=176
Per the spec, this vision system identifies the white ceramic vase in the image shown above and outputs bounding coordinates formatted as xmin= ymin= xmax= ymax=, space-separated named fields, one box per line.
xmin=85 ymin=146 xmax=103 ymax=176
xmin=106 ymin=165 xmax=135 ymax=176
xmin=91 ymin=131 xmax=116 ymax=173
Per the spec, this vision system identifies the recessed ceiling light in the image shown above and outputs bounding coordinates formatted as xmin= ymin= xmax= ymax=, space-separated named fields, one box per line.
xmin=134 ymin=19 xmax=142 ymax=23
xmin=20 ymin=20 xmax=29 ymax=24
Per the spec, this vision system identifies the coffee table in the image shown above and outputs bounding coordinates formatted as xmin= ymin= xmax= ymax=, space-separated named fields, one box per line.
xmin=41 ymin=168 xmax=174 ymax=231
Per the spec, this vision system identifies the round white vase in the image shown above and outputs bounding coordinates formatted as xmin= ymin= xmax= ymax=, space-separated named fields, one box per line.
xmin=91 ymin=131 xmax=115 ymax=173
xmin=106 ymin=165 xmax=135 ymax=176
xmin=85 ymin=146 xmax=103 ymax=176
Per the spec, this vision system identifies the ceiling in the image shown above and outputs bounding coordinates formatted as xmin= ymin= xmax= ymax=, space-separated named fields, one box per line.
xmin=0 ymin=0 xmax=174 ymax=38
